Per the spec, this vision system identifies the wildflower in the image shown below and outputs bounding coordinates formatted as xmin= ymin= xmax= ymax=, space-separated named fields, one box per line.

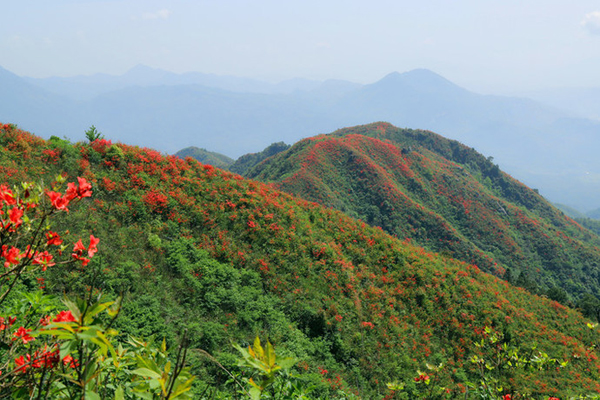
xmin=66 ymin=177 xmax=92 ymax=200
xmin=54 ymin=310 xmax=77 ymax=323
xmin=14 ymin=354 xmax=31 ymax=373
xmin=32 ymin=251 xmax=55 ymax=270
xmin=8 ymin=207 xmax=23 ymax=228
xmin=45 ymin=231 xmax=63 ymax=246
xmin=13 ymin=326 xmax=34 ymax=344
xmin=46 ymin=191 xmax=69 ymax=211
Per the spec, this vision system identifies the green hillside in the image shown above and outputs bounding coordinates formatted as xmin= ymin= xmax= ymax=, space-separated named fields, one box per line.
xmin=174 ymin=146 xmax=234 ymax=168
xmin=229 ymin=141 xmax=290 ymax=175
xmin=2 ymin=122 xmax=600 ymax=397
xmin=246 ymin=122 xmax=600 ymax=304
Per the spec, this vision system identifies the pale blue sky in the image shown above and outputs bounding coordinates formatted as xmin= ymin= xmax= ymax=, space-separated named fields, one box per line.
xmin=3 ymin=0 xmax=600 ymax=93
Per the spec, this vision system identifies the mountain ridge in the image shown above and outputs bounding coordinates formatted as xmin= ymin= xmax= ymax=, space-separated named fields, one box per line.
xmin=245 ymin=122 xmax=600 ymax=303
xmin=3 ymin=64 xmax=600 ymax=209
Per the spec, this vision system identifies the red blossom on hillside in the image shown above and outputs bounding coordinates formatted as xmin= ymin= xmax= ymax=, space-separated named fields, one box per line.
xmin=71 ymin=235 xmax=99 ymax=266
xmin=45 ymin=231 xmax=63 ymax=246
xmin=66 ymin=177 xmax=92 ymax=200
xmin=0 ymin=185 xmax=16 ymax=206
xmin=8 ymin=207 xmax=23 ymax=227
xmin=53 ymin=310 xmax=77 ymax=323
xmin=87 ymin=235 xmax=99 ymax=257
xmin=32 ymin=251 xmax=55 ymax=271
xmin=46 ymin=191 xmax=69 ymax=211
xmin=3 ymin=246 xmax=23 ymax=268
xmin=62 ymin=354 xmax=79 ymax=368
xmin=13 ymin=326 xmax=34 ymax=344
xmin=14 ymin=354 xmax=31 ymax=373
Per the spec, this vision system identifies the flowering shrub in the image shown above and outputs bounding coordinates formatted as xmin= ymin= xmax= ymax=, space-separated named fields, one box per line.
xmin=0 ymin=177 xmax=194 ymax=398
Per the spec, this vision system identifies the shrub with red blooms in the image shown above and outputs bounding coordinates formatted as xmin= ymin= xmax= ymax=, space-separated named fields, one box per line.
xmin=0 ymin=177 xmax=195 ymax=398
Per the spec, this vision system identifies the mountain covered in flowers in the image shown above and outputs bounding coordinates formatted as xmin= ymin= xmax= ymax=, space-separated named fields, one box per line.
xmin=244 ymin=122 xmax=600 ymax=306
xmin=2 ymin=122 xmax=600 ymax=397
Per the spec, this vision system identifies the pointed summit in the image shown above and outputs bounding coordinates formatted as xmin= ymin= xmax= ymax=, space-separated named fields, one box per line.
xmin=374 ymin=69 xmax=461 ymax=93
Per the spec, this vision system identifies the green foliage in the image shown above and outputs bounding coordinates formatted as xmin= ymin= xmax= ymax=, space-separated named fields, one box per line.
xmin=234 ymin=336 xmax=297 ymax=399
xmin=230 ymin=141 xmax=290 ymax=175
xmin=577 ymin=217 xmax=600 ymax=236
xmin=85 ymin=125 xmax=104 ymax=142
xmin=175 ymin=146 xmax=234 ymax=169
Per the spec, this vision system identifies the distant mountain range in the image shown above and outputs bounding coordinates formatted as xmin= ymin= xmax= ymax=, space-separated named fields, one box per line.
xmin=1 ymin=64 xmax=599 ymax=210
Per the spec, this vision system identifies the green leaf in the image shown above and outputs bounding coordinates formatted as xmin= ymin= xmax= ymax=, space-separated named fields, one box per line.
xmin=132 ymin=367 xmax=162 ymax=380
xmin=277 ymin=356 xmax=296 ymax=370
xmin=249 ymin=386 xmax=262 ymax=400
xmin=114 ymin=387 xmax=125 ymax=400
xmin=85 ymin=390 xmax=101 ymax=400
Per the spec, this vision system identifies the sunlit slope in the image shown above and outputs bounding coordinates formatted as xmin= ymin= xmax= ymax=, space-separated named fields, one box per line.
xmin=247 ymin=122 xmax=600 ymax=299
xmin=1 ymin=122 xmax=600 ymax=396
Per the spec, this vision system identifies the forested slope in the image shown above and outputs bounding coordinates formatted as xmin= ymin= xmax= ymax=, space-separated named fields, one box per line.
xmin=246 ymin=122 xmax=600 ymax=304
xmin=2 ymin=122 xmax=600 ymax=397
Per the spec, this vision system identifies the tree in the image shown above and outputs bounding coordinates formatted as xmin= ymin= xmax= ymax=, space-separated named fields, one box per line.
xmin=85 ymin=125 xmax=104 ymax=142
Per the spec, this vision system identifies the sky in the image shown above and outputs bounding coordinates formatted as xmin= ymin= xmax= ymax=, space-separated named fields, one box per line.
xmin=2 ymin=0 xmax=600 ymax=94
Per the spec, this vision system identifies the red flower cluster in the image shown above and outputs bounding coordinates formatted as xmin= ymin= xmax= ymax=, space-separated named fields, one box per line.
xmin=45 ymin=231 xmax=63 ymax=246
xmin=32 ymin=250 xmax=55 ymax=271
xmin=13 ymin=326 xmax=34 ymax=344
xmin=2 ymin=246 xmax=25 ymax=269
xmin=414 ymin=373 xmax=430 ymax=383
xmin=0 ymin=316 xmax=16 ymax=330
xmin=0 ymin=185 xmax=16 ymax=205
xmin=46 ymin=177 xmax=92 ymax=212
xmin=53 ymin=310 xmax=77 ymax=323
xmin=71 ymin=235 xmax=100 ymax=266
xmin=13 ymin=345 xmax=76 ymax=373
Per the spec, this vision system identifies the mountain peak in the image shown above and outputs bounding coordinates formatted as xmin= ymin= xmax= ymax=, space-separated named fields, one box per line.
xmin=370 ymin=69 xmax=463 ymax=96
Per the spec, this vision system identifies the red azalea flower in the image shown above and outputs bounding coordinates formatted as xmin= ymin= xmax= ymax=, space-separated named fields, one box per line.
xmin=14 ymin=354 xmax=31 ymax=373
xmin=71 ymin=239 xmax=88 ymax=265
xmin=72 ymin=236 xmax=99 ymax=265
xmin=13 ymin=326 xmax=34 ymax=344
xmin=4 ymin=246 xmax=22 ymax=268
xmin=62 ymin=354 xmax=79 ymax=368
xmin=0 ymin=185 xmax=16 ymax=206
xmin=8 ymin=207 xmax=23 ymax=227
xmin=36 ymin=346 xmax=59 ymax=368
xmin=66 ymin=177 xmax=92 ymax=200
xmin=53 ymin=310 xmax=77 ymax=323
xmin=45 ymin=231 xmax=63 ymax=246
xmin=87 ymin=235 xmax=99 ymax=257
xmin=32 ymin=251 xmax=55 ymax=271
xmin=46 ymin=191 xmax=69 ymax=211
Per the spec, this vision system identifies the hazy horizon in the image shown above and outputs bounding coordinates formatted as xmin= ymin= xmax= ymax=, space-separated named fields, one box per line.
xmin=3 ymin=1 xmax=600 ymax=95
